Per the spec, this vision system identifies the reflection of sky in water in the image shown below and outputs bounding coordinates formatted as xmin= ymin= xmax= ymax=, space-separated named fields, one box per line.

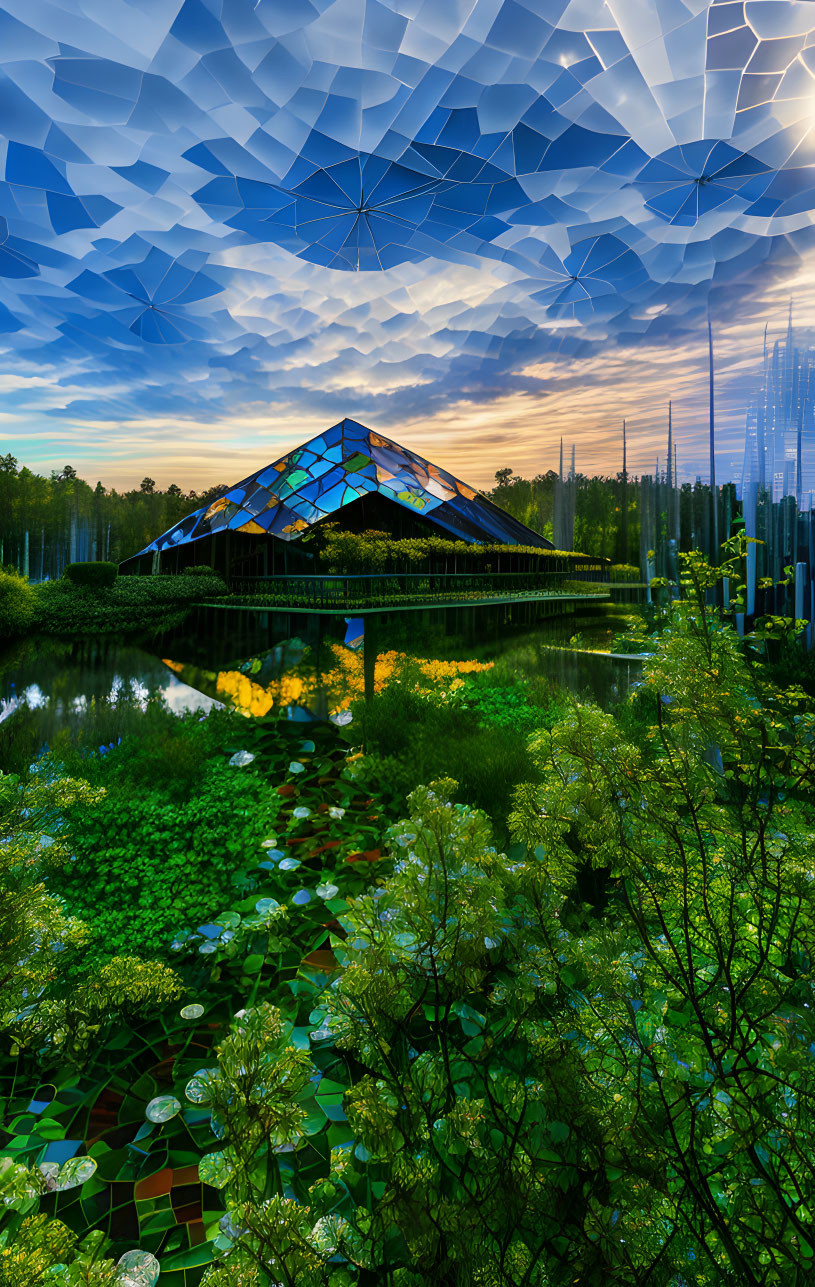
xmin=0 ymin=696 xmax=19 ymax=724
xmin=0 ymin=672 xmax=220 ymax=721
xmin=1 ymin=685 xmax=47 ymax=723
xmin=161 ymin=675 xmax=222 ymax=715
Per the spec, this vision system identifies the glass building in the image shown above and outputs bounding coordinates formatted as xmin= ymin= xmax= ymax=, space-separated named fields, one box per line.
xmin=122 ymin=419 xmax=550 ymax=575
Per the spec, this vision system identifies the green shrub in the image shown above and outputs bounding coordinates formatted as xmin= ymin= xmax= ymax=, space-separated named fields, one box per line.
xmin=0 ymin=569 xmax=35 ymax=639
xmin=609 ymin=562 xmax=641 ymax=582
xmin=63 ymin=561 xmax=117 ymax=589
xmin=356 ymin=681 xmax=540 ymax=832
xmin=51 ymin=701 xmax=241 ymax=798
xmin=455 ymin=678 xmax=547 ymax=730
xmin=48 ymin=708 xmax=282 ymax=958
xmin=180 ymin=563 xmax=221 ymax=577
xmin=33 ymin=569 xmax=227 ymax=636
xmin=50 ymin=766 xmax=277 ymax=958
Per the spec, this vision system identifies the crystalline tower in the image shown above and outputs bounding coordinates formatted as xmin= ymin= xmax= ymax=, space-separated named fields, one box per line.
xmin=742 ymin=317 xmax=815 ymax=508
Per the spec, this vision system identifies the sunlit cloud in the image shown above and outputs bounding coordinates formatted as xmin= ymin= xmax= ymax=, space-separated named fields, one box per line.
xmin=1 ymin=0 xmax=815 ymax=491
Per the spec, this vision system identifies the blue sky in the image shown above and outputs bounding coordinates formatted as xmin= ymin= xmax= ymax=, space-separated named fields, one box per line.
xmin=1 ymin=0 xmax=815 ymax=489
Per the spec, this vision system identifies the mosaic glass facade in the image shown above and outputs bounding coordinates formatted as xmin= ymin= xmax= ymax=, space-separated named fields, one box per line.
xmin=137 ymin=419 xmax=550 ymax=555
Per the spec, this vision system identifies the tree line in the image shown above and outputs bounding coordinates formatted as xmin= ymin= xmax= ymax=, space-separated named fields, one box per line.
xmin=490 ymin=466 xmax=640 ymax=564
xmin=0 ymin=455 xmax=226 ymax=580
xmin=0 ymin=453 xmax=724 ymax=579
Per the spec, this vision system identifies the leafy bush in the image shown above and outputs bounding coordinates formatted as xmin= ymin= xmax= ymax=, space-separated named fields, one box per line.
xmin=561 ymin=578 xmax=609 ymax=594
xmin=51 ymin=701 xmax=241 ymax=799
xmin=0 ymin=1213 xmax=120 ymax=1285
xmin=32 ymin=569 xmax=227 ymax=636
xmin=47 ymin=708 xmax=282 ymax=958
xmin=0 ymin=767 xmax=180 ymax=1055
xmin=50 ymin=767 xmax=277 ymax=958
xmin=446 ymin=673 xmax=548 ymax=730
xmin=305 ymin=524 xmax=605 ymax=575
xmin=63 ymin=561 xmax=117 ymax=589
xmin=181 ymin=563 xmax=220 ymax=576
xmin=608 ymin=562 xmax=641 ymax=582
xmin=0 ymin=569 xmax=35 ymax=640
xmin=354 ymin=679 xmax=543 ymax=830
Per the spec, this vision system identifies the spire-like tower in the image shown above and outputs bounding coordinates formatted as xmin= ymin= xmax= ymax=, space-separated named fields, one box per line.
xmin=667 ymin=401 xmax=673 ymax=543
xmin=758 ymin=322 xmax=768 ymax=489
xmin=708 ymin=314 xmax=719 ymax=561
xmin=797 ymin=381 xmax=804 ymax=509
xmin=742 ymin=307 xmax=815 ymax=508
xmin=620 ymin=419 xmax=628 ymax=563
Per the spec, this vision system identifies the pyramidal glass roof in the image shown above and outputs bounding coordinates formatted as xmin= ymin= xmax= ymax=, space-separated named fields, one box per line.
xmin=138 ymin=419 xmax=550 ymax=556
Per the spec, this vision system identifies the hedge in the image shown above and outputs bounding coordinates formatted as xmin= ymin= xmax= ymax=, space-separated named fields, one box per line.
xmin=64 ymin=561 xmax=118 ymax=589
xmin=304 ymin=526 xmax=607 ymax=575
xmin=32 ymin=570 xmax=228 ymax=636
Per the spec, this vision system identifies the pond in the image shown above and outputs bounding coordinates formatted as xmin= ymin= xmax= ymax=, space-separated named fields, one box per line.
xmin=0 ymin=637 xmax=220 ymax=774
xmin=0 ymin=626 xmax=645 ymax=775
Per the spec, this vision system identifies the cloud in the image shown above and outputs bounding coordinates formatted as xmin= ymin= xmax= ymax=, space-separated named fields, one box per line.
xmin=0 ymin=0 xmax=815 ymax=487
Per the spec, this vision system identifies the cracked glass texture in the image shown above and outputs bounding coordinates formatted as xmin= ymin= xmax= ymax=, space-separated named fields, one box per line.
xmin=0 ymin=0 xmax=812 ymax=414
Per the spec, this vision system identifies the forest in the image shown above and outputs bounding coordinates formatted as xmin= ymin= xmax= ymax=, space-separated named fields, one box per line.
xmin=0 ymin=453 xmax=727 ymax=577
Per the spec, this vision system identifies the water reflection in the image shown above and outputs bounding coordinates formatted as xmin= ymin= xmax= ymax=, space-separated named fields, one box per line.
xmin=163 ymin=639 xmax=497 ymax=724
xmin=0 ymin=637 xmax=220 ymax=774
xmin=0 ymin=628 xmax=644 ymax=776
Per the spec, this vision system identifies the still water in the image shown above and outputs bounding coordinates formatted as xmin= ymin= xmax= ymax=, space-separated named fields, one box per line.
xmin=0 ymin=629 xmax=644 ymax=775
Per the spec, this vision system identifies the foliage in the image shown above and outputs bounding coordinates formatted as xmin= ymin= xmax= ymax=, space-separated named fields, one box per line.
xmin=489 ymin=468 xmax=640 ymax=564
xmin=197 ymin=781 xmax=595 ymax=1287
xmin=31 ymin=569 xmax=227 ymax=637
xmin=0 ymin=718 xmax=395 ymax=1283
xmin=189 ymin=551 xmax=815 ymax=1287
xmin=303 ymin=525 xmax=603 ymax=575
xmin=508 ymin=555 xmax=815 ymax=1284
xmin=63 ymin=561 xmax=118 ymax=589
xmin=560 ymin=579 xmax=609 ymax=595
xmin=448 ymin=676 xmax=545 ymax=731
xmin=608 ymin=563 xmax=641 ymax=582
xmin=0 ymin=462 xmax=222 ymax=576
xmin=46 ymin=706 xmax=284 ymax=959
xmin=0 ymin=1213 xmax=118 ymax=1286
xmin=0 ymin=570 xmax=35 ymax=640
xmin=0 ymin=768 xmax=99 ymax=1034
xmin=0 ymin=766 xmax=181 ymax=1056
xmin=351 ymin=675 xmax=546 ymax=831
xmin=6 ymin=530 xmax=813 ymax=1283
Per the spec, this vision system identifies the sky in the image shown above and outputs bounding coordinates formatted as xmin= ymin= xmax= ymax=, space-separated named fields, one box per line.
xmin=1 ymin=0 xmax=815 ymax=492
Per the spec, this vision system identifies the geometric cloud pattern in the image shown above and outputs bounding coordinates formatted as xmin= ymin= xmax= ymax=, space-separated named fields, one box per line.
xmin=135 ymin=417 xmax=551 ymax=555
xmin=0 ymin=0 xmax=814 ymax=427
